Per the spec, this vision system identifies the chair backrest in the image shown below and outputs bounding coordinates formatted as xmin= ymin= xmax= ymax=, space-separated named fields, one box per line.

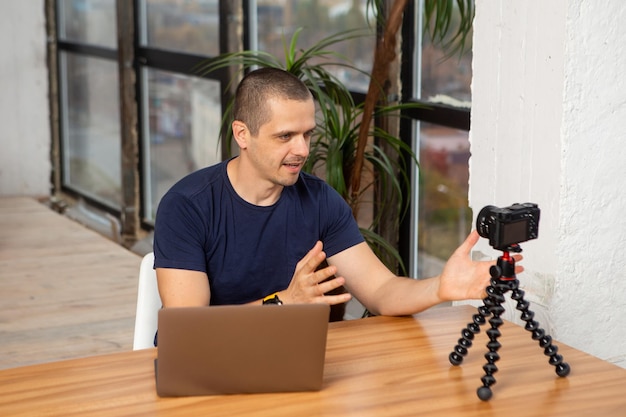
xmin=133 ymin=252 xmax=162 ymax=350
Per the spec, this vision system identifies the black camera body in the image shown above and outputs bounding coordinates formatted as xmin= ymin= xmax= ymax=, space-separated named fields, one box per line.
xmin=476 ymin=203 xmax=540 ymax=250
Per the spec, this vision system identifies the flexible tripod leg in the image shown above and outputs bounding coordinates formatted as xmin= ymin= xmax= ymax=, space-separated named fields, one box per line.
xmin=475 ymin=279 xmax=514 ymax=401
xmin=511 ymin=284 xmax=571 ymax=377
xmin=448 ymin=276 xmax=507 ymax=368
xmin=448 ymin=279 xmax=508 ymax=401
xmin=448 ymin=278 xmax=504 ymax=372
xmin=448 ymin=295 xmax=492 ymax=366
xmin=448 ymin=303 xmax=488 ymax=366
xmin=449 ymin=277 xmax=510 ymax=401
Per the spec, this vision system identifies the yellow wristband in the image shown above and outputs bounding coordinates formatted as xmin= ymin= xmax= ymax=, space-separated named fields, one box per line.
xmin=262 ymin=292 xmax=283 ymax=305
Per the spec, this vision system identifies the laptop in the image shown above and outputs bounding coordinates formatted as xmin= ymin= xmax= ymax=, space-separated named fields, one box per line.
xmin=155 ymin=303 xmax=330 ymax=397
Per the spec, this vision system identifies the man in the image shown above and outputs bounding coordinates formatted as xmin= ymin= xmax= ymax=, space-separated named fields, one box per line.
xmin=153 ymin=67 xmax=521 ymax=316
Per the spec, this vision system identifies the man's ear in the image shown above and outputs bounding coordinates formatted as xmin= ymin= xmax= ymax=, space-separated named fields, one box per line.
xmin=231 ymin=120 xmax=249 ymax=149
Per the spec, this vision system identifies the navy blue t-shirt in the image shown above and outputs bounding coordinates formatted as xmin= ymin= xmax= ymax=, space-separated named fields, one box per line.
xmin=153 ymin=159 xmax=364 ymax=305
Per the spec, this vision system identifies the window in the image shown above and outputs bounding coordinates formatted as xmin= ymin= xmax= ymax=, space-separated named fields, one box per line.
xmin=55 ymin=0 xmax=225 ymax=223
xmin=253 ymin=0 xmax=375 ymax=92
xmin=401 ymin=2 xmax=473 ymax=278
xmin=60 ymin=53 xmax=122 ymax=208
xmin=141 ymin=69 xmax=222 ymax=221
xmin=138 ymin=0 xmax=223 ymax=224
xmin=58 ymin=0 xmax=117 ymax=48
xmin=57 ymin=0 xmax=121 ymax=209
xmin=141 ymin=0 xmax=220 ymax=56
xmin=415 ymin=123 xmax=470 ymax=277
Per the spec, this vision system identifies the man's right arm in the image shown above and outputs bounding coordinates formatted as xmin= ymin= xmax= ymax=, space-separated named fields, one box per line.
xmin=156 ymin=268 xmax=211 ymax=307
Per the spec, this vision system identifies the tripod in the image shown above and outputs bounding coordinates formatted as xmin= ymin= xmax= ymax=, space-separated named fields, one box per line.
xmin=448 ymin=245 xmax=570 ymax=401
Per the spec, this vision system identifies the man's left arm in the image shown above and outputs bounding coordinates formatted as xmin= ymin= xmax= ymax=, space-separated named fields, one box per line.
xmin=327 ymin=231 xmax=519 ymax=316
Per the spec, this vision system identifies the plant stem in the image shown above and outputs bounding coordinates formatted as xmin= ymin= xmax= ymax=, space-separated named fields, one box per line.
xmin=350 ymin=0 xmax=409 ymax=219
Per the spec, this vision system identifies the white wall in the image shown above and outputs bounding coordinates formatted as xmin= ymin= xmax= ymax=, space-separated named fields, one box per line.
xmin=0 ymin=1 xmax=50 ymax=197
xmin=470 ymin=0 xmax=626 ymax=367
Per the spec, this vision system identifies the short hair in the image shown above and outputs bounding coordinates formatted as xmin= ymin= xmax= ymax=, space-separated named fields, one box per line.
xmin=232 ymin=67 xmax=313 ymax=136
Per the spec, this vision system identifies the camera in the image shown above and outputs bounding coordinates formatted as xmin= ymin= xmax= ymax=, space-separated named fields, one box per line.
xmin=476 ymin=203 xmax=540 ymax=250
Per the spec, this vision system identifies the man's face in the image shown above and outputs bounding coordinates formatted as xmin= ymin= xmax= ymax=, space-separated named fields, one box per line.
xmin=246 ymin=96 xmax=316 ymax=187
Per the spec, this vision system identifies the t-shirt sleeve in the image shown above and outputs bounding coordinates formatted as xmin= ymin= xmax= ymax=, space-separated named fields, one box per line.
xmin=153 ymin=191 xmax=208 ymax=273
xmin=320 ymin=185 xmax=365 ymax=257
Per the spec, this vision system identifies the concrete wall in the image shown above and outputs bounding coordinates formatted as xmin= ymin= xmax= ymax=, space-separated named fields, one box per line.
xmin=0 ymin=1 xmax=50 ymax=197
xmin=470 ymin=0 xmax=626 ymax=367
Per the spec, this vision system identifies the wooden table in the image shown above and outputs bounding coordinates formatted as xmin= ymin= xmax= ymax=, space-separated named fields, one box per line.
xmin=1 ymin=306 xmax=624 ymax=416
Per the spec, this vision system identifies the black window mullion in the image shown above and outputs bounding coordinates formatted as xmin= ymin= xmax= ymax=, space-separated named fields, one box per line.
xmin=404 ymin=100 xmax=470 ymax=131
xmin=398 ymin=0 xmax=417 ymax=271
xmin=57 ymin=40 xmax=117 ymax=61
xmin=136 ymin=47 xmax=225 ymax=79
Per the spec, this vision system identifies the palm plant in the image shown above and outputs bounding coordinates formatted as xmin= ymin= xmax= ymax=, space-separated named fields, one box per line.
xmin=423 ymin=0 xmax=475 ymax=57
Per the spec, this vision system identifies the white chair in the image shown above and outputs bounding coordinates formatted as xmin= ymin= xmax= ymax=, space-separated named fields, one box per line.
xmin=133 ymin=252 xmax=162 ymax=350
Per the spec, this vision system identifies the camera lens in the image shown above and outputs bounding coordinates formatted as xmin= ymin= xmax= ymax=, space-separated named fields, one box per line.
xmin=476 ymin=205 xmax=497 ymax=239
